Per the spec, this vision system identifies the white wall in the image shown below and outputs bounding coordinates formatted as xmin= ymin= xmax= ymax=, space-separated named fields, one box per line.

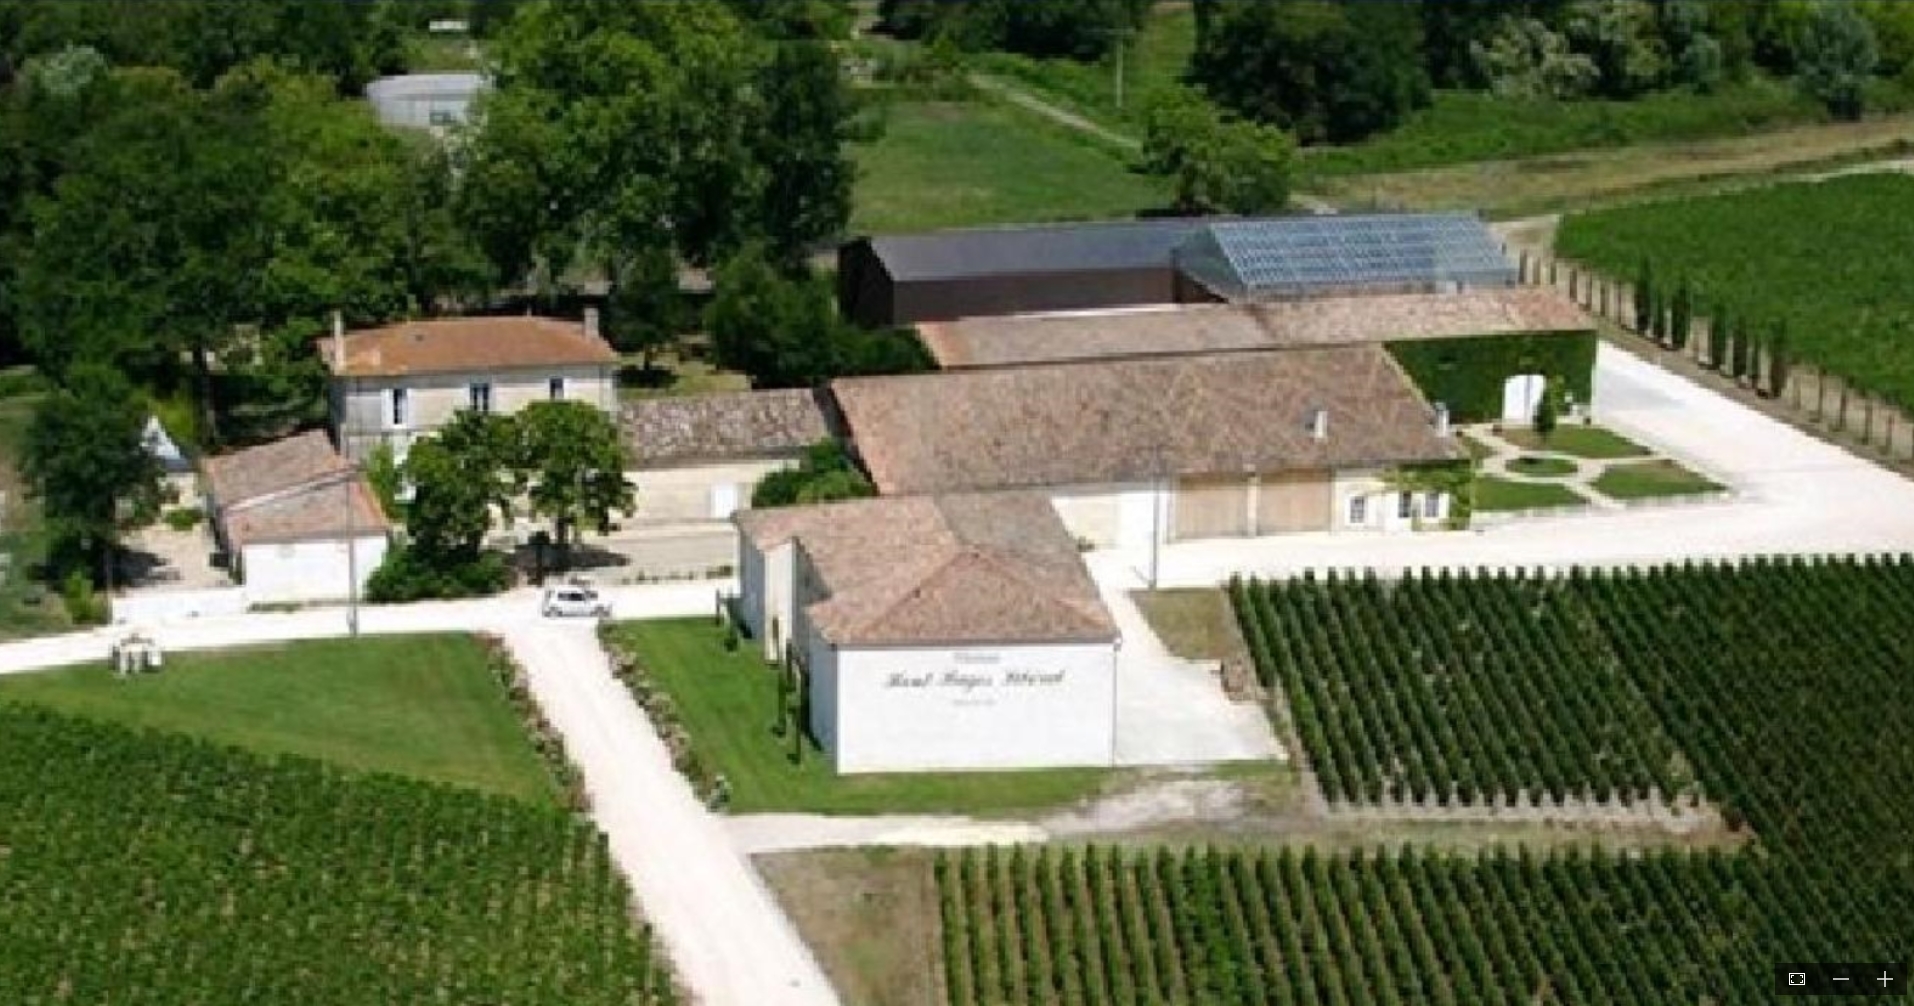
xmin=742 ymin=540 xmax=796 ymax=663
xmin=239 ymin=535 xmax=389 ymax=605
xmin=630 ymin=459 xmax=794 ymax=527
xmin=824 ymin=641 xmax=1119 ymax=773
xmin=336 ymin=365 xmax=616 ymax=462
xmin=1049 ymin=482 xmax=1162 ymax=551
xmin=1332 ymin=469 xmax=1449 ymax=532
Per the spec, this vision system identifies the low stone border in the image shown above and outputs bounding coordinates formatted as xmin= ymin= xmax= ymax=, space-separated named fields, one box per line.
xmin=598 ymin=624 xmax=721 ymax=805
xmin=479 ymin=633 xmax=590 ymax=813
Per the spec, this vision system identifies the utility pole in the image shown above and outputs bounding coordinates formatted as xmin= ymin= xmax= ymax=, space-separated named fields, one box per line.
xmin=1148 ymin=443 xmax=1165 ymax=589
xmin=345 ymin=471 xmax=360 ymax=637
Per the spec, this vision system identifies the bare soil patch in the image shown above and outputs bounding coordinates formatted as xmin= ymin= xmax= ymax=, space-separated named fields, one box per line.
xmin=758 ymin=847 xmax=946 ymax=1006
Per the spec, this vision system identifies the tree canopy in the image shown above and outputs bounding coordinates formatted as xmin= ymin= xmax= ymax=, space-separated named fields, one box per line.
xmin=21 ymin=364 xmax=163 ymax=582
xmin=1142 ymin=87 xmax=1295 ymax=214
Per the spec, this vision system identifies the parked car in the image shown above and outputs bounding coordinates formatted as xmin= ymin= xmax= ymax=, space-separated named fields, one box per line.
xmin=541 ymin=584 xmax=611 ymax=618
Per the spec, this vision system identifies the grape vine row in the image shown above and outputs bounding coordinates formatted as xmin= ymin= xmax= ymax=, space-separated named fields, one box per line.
xmin=0 ymin=704 xmax=678 ymax=1005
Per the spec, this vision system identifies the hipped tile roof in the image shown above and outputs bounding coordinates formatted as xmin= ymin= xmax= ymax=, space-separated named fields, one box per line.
xmin=921 ymin=289 xmax=1594 ymax=369
xmin=831 ymin=345 xmax=1462 ymax=496
xmin=620 ymin=389 xmax=832 ymax=466
xmin=737 ymin=493 xmax=1116 ymax=647
xmin=319 ymin=316 xmax=618 ymax=378
xmin=202 ymin=431 xmax=388 ymax=547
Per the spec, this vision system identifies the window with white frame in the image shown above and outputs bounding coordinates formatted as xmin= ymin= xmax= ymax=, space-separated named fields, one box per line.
xmin=1398 ymin=491 xmax=1413 ymax=520
xmin=469 ymin=382 xmax=493 ymax=414
xmin=548 ymin=376 xmax=565 ymax=401
xmin=1348 ymin=495 xmax=1367 ymax=525
xmin=1424 ymin=492 xmax=1443 ymax=520
xmin=388 ymin=387 xmax=410 ymax=429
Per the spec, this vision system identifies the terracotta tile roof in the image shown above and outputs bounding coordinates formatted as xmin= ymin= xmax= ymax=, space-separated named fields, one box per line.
xmin=922 ymin=289 xmax=1593 ymax=369
xmin=737 ymin=493 xmax=1116 ymax=647
xmin=224 ymin=479 xmax=389 ymax=547
xmin=831 ymin=345 xmax=1463 ymax=495
xmin=202 ymin=430 xmax=389 ymax=547
xmin=203 ymin=431 xmax=352 ymax=506
xmin=620 ymin=389 xmax=832 ymax=466
xmin=319 ymin=315 xmax=618 ymax=378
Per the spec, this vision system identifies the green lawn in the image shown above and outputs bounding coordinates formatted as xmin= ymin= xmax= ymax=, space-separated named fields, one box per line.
xmin=1501 ymin=424 xmax=1653 ymax=460
xmin=852 ymin=96 xmax=1167 ymax=234
xmin=1507 ymin=455 xmax=1579 ymax=478
xmin=605 ymin=618 xmax=1115 ymax=815
xmin=1591 ymin=460 xmax=1723 ymax=502
xmin=967 ymin=4 xmax=1196 ymax=134
xmin=0 ymin=634 xmax=560 ymax=805
xmin=1474 ymin=476 xmax=1584 ymax=512
xmin=617 ymin=350 xmax=752 ymax=400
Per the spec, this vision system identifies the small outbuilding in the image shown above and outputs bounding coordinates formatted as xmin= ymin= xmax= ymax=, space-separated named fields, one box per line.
xmin=365 ymin=73 xmax=487 ymax=133
xmin=619 ymin=388 xmax=834 ymax=527
xmin=202 ymin=431 xmax=389 ymax=605
xmin=736 ymin=493 xmax=1120 ymax=774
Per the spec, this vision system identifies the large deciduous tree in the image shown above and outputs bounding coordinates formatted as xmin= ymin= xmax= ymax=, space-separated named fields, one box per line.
xmin=403 ymin=410 xmax=520 ymax=564
xmin=1189 ymin=0 xmax=1429 ymax=145
xmin=1798 ymin=0 xmax=1879 ymax=120
xmin=22 ymin=364 xmax=163 ymax=584
xmin=1142 ymin=87 xmax=1295 ymax=214
xmin=513 ymin=401 xmax=635 ymax=570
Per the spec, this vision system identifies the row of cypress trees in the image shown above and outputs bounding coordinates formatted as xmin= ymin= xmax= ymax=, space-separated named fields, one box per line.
xmin=1634 ymin=258 xmax=1791 ymax=398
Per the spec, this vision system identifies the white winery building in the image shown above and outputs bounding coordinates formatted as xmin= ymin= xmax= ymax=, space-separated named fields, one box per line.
xmin=735 ymin=493 xmax=1120 ymax=774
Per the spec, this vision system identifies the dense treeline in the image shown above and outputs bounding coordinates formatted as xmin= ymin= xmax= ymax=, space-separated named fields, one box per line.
xmin=879 ymin=0 xmax=1154 ymax=60
xmin=941 ymin=557 xmax=1914 ymax=1004
xmin=1188 ymin=0 xmax=1909 ymax=142
xmin=0 ymin=0 xmax=867 ymax=587
xmin=0 ymin=703 xmax=677 ymax=1004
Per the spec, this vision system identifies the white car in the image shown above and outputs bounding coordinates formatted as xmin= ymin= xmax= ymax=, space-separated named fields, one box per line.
xmin=541 ymin=585 xmax=611 ymax=619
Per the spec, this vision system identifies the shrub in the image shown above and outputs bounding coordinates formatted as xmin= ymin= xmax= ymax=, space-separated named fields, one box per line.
xmin=364 ymin=546 xmax=511 ymax=604
xmin=162 ymin=507 xmax=203 ymax=532
xmin=60 ymin=570 xmax=108 ymax=625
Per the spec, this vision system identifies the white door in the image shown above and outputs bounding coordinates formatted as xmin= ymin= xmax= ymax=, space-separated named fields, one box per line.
xmin=709 ymin=483 xmax=741 ymax=520
xmin=1502 ymin=373 xmax=1545 ymax=424
xmin=1117 ymin=489 xmax=1158 ymax=553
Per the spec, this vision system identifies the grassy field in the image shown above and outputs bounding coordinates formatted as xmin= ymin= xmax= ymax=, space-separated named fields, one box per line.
xmin=0 ymin=634 xmax=560 ymax=804
xmin=967 ymin=4 xmax=1196 ymax=135
xmin=1592 ymin=460 xmax=1723 ymax=500
xmin=1321 ymin=112 xmax=1914 ymax=216
xmin=617 ymin=351 xmax=751 ymax=400
xmin=852 ymin=96 xmax=1166 ymax=234
xmin=1502 ymin=424 xmax=1652 ymax=459
xmin=1558 ymin=174 xmax=1914 ymax=408
xmin=604 ymin=618 xmax=1114 ymax=815
xmin=1474 ymin=476 xmax=1582 ymax=512
xmin=1130 ymin=588 xmax=1242 ymax=664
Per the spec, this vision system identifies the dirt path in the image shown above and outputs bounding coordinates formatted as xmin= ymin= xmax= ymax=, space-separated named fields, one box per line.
xmin=1322 ymin=113 xmax=1914 ymax=216
xmin=967 ymin=72 xmax=1142 ymax=151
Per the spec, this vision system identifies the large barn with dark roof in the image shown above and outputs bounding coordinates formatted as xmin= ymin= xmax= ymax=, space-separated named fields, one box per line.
xmin=836 ymin=213 xmax=1516 ymax=327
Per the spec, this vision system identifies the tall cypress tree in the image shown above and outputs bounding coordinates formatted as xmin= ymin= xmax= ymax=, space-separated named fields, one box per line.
xmin=1768 ymin=322 xmax=1792 ymax=399
xmin=1671 ymin=280 xmax=1694 ymax=352
xmin=1634 ymin=257 xmax=1654 ymax=334
xmin=1708 ymin=304 xmax=1731 ymax=370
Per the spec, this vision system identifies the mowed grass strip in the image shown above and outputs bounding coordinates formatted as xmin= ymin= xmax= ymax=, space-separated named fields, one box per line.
xmin=606 ymin=618 xmax=1112 ymax=816
xmin=1501 ymin=424 xmax=1652 ymax=459
xmin=1474 ymin=476 xmax=1584 ymax=512
xmin=0 ymin=634 xmax=560 ymax=805
xmin=852 ymin=97 xmax=1166 ymax=234
xmin=1591 ymin=460 xmax=1723 ymax=501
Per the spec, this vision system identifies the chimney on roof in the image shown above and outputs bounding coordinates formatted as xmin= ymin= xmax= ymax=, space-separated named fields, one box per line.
xmin=331 ymin=311 xmax=345 ymax=372
xmin=584 ymin=306 xmax=602 ymax=343
xmin=1308 ymin=408 xmax=1328 ymax=441
xmin=1433 ymin=402 xmax=1451 ymax=438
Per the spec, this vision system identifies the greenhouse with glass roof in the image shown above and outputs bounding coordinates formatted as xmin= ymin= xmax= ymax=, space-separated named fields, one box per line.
xmin=1174 ymin=213 xmax=1517 ymax=302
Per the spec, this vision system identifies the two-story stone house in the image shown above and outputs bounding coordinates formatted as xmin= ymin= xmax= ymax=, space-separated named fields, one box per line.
xmin=321 ymin=311 xmax=620 ymax=462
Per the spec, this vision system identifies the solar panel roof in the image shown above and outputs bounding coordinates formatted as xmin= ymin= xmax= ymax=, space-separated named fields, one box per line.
xmin=1184 ymin=213 xmax=1515 ymax=298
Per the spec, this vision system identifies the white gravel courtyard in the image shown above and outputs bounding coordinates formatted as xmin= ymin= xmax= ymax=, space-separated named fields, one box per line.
xmin=1124 ymin=342 xmax=1914 ymax=584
